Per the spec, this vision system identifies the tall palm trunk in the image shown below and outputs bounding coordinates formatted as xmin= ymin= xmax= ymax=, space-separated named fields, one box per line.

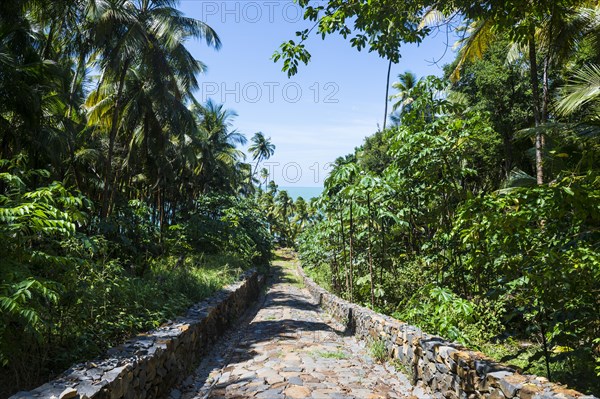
xmin=65 ymin=48 xmax=88 ymax=191
xmin=101 ymin=62 xmax=129 ymax=219
xmin=542 ymin=55 xmax=550 ymax=123
xmin=528 ymin=34 xmax=544 ymax=185
xmin=66 ymin=50 xmax=86 ymax=119
xmin=252 ymin=155 xmax=262 ymax=177
xmin=42 ymin=20 xmax=58 ymax=60
xmin=382 ymin=59 xmax=392 ymax=131
xmin=541 ymin=53 xmax=551 ymax=163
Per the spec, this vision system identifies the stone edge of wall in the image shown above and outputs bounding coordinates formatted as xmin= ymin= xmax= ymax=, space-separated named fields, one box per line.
xmin=10 ymin=269 xmax=265 ymax=399
xmin=296 ymin=264 xmax=597 ymax=399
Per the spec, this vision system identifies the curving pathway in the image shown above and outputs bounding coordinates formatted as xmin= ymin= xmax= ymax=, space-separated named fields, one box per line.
xmin=169 ymin=252 xmax=431 ymax=399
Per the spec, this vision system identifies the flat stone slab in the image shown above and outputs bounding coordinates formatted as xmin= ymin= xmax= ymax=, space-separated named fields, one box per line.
xmin=172 ymin=256 xmax=429 ymax=399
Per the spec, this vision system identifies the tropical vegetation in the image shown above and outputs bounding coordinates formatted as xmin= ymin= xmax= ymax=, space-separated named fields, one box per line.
xmin=3 ymin=0 xmax=600 ymax=397
xmin=277 ymin=0 xmax=600 ymax=394
xmin=0 ymin=0 xmax=272 ymax=396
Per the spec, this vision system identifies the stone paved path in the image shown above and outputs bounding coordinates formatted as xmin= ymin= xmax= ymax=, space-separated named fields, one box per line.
xmin=170 ymin=253 xmax=431 ymax=399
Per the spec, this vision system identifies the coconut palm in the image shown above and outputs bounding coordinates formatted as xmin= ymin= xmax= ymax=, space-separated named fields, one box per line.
xmin=248 ymin=132 xmax=276 ymax=177
xmin=88 ymin=0 xmax=221 ymax=218
xmin=275 ymin=190 xmax=295 ymax=245
xmin=389 ymin=71 xmax=419 ymax=116
xmin=292 ymin=195 xmax=310 ymax=227
xmin=556 ymin=64 xmax=600 ymax=115
xmin=192 ymin=99 xmax=247 ymax=194
xmin=259 ymin=167 xmax=270 ymax=190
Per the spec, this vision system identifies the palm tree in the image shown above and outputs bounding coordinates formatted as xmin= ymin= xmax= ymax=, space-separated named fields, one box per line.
xmin=556 ymin=64 xmax=600 ymax=115
xmin=259 ymin=167 xmax=270 ymax=190
xmin=267 ymin=180 xmax=278 ymax=195
xmin=248 ymin=132 xmax=276 ymax=177
xmin=88 ymin=0 xmax=221 ymax=218
xmin=192 ymin=99 xmax=247 ymax=194
xmin=292 ymin=196 xmax=310 ymax=230
xmin=389 ymin=71 xmax=419 ymax=116
xmin=275 ymin=190 xmax=295 ymax=245
xmin=0 ymin=0 xmax=63 ymax=165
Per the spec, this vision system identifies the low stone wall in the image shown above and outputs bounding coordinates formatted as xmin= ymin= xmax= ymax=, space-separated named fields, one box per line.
xmin=296 ymin=265 xmax=597 ymax=399
xmin=10 ymin=270 xmax=264 ymax=399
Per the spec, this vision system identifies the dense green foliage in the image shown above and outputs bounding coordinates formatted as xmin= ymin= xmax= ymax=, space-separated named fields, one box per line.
xmin=284 ymin=1 xmax=600 ymax=393
xmin=0 ymin=0 xmax=272 ymax=396
xmin=3 ymin=0 xmax=600 ymax=396
xmin=299 ymin=73 xmax=600 ymax=394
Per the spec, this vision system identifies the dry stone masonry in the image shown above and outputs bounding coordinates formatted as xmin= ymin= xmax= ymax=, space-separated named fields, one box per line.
xmin=296 ymin=264 xmax=598 ymax=399
xmin=10 ymin=270 xmax=263 ymax=399
xmin=9 ymin=259 xmax=599 ymax=399
xmin=170 ymin=259 xmax=425 ymax=399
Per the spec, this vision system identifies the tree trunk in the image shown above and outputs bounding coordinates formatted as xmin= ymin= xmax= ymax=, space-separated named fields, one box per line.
xmin=108 ymin=163 xmax=122 ymax=217
xmin=383 ymin=59 xmax=392 ymax=131
xmin=252 ymin=156 xmax=262 ymax=178
xmin=101 ymin=62 xmax=129 ymax=219
xmin=541 ymin=55 xmax=550 ymax=124
xmin=541 ymin=54 xmax=550 ymax=173
xmin=349 ymin=198 xmax=354 ymax=302
xmin=65 ymin=49 xmax=88 ymax=191
xmin=339 ymin=206 xmax=350 ymax=298
xmin=381 ymin=220 xmax=386 ymax=282
xmin=42 ymin=20 xmax=57 ymax=60
xmin=367 ymin=193 xmax=375 ymax=309
xmin=332 ymin=250 xmax=340 ymax=294
xmin=528 ymin=35 xmax=544 ymax=185
xmin=158 ymin=186 xmax=165 ymax=233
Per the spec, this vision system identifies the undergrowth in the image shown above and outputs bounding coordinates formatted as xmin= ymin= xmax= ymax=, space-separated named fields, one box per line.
xmin=0 ymin=252 xmax=242 ymax=397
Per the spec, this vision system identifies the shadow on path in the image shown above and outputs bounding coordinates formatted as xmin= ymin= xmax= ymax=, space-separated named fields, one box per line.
xmin=169 ymin=253 xmax=419 ymax=399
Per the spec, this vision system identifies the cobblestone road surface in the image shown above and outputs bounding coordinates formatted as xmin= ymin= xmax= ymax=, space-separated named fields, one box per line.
xmin=170 ymin=253 xmax=431 ymax=399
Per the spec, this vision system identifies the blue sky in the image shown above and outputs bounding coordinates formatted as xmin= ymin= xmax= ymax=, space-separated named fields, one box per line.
xmin=179 ymin=1 xmax=458 ymax=187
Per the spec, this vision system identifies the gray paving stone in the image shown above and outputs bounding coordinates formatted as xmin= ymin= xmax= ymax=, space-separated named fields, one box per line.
xmin=287 ymin=376 xmax=304 ymax=385
xmin=172 ymin=258 xmax=432 ymax=399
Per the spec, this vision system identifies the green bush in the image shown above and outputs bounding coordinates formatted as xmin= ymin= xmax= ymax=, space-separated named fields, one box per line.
xmin=94 ymin=200 xmax=162 ymax=276
xmin=0 ymin=165 xmax=269 ymax=396
xmin=451 ymin=173 xmax=600 ymax=389
xmin=175 ymin=195 xmax=272 ymax=269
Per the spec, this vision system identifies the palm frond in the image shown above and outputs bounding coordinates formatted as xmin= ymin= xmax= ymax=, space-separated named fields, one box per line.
xmin=505 ymin=41 xmax=527 ymax=64
xmin=496 ymin=168 xmax=537 ymax=194
xmin=450 ymin=18 xmax=496 ymax=82
xmin=556 ymin=64 xmax=600 ymax=115
xmin=418 ymin=8 xmax=447 ymax=30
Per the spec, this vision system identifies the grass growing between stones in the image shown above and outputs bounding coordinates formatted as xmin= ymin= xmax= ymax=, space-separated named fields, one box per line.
xmin=369 ymin=338 xmax=389 ymax=363
xmin=314 ymin=350 xmax=349 ymax=359
xmin=391 ymin=359 xmax=415 ymax=382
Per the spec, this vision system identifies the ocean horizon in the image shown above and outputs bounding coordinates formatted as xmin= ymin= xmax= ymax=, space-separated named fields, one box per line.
xmin=278 ymin=186 xmax=323 ymax=201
